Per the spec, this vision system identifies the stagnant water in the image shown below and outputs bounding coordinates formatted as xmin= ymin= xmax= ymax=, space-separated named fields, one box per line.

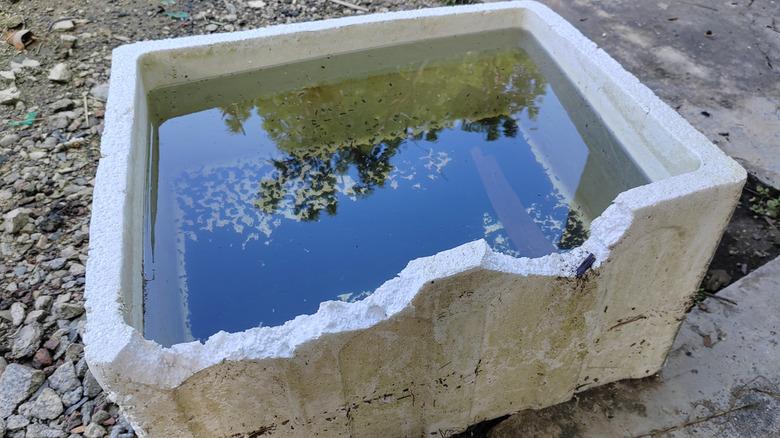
xmin=144 ymin=30 xmax=649 ymax=346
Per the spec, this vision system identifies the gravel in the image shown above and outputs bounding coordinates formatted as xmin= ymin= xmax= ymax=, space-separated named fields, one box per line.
xmin=0 ymin=0 xmax=442 ymax=436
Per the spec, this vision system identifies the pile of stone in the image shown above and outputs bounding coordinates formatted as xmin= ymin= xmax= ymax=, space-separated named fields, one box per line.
xmin=1 ymin=1 xmax=439 ymax=436
xmin=0 ymin=12 xmax=131 ymax=438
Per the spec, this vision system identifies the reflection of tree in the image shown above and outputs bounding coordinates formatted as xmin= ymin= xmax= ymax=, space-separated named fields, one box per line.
xmin=257 ymin=138 xmax=404 ymax=221
xmin=219 ymin=47 xmax=548 ymax=221
xmin=220 ymin=102 xmax=251 ymax=135
xmin=462 ymin=116 xmax=519 ymax=142
xmin=558 ymin=208 xmax=588 ymax=249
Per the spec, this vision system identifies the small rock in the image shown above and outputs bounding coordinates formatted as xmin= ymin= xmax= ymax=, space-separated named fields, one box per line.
xmin=4 ymin=208 xmax=30 ymax=234
xmin=48 ymin=63 xmax=72 ymax=83
xmin=61 ymin=386 xmax=82 ymax=407
xmin=60 ymin=247 xmax=79 ymax=260
xmin=0 ymin=364 xmax=46 ymax=418
xmin=5 ymin=414 xmax=28 ymax=430
xmin=25 ymin=309 xmax=46 ymax=324
xmin=43 ymin=335 xmax=60 ymax=351
xmin=74 ymin=358 xmax=88 ymax=378
xmin=18 ymin=387 xmax=64 ymax=420
xmin=48 ymin=361 xmax=80 ymax=394
xmin=10 ymin=302 xmax=25 ymax=326
xmin=51 ymin=98 xmax=74 ymax=112
xmin=247 ymin=0 xmax=267 ymax=8
xmin=0 ymin=85 xmax=21 ymax=105
xmin=205 ymin=23 xmax=218 ymax=32
xmin=10 ymin=322 xmax=43 ymax=359
xmin=91 ymin=410 xmax=110 ymax=424
xmin=90 ymin=83 xmax=109 ymax=102
xmin=0 ymin=70 xmax=15 ymax=84
xmin=52 ymin=302 xmax=85 ymax=320
xmin=24 ymin=422 xmax=67 ymax=438
xmin=82 ymin=370 xmax=102 ymax=398
xmin=81 ymin=400 xmax=95 ymax=425
xmin=22 ymin=58 xmax=41 ymax=69
xmin=84 ymin=422 xmax=107 ymax=438
xmin=59 ymin=34 xmax=78 ymax=49
xmin=35 ymin=295 xmax=53 ymax=310
xmin=65 ymin=343 xmax=84 ymax=363
xmin=51 ymin=20 xmax=75 ymax=32
xmin=29 ymin=150 xmax=47 ymax=160
xmin=45 ymin=258 xmax=67 ymax=270
xmin=40 ymin=210 xmax=65 ymax=233
xmin=40 ymin=136 xmax=57 ymax=150
xmin=33 ymin=348 xmax=53 ymax=367
xmin=705 ymin=269 xmax=732 ymax=292
xmin=68 ymin=263 xmax=86 ymax=277
xmin=0 ymin=134 xmax=19 ymax=147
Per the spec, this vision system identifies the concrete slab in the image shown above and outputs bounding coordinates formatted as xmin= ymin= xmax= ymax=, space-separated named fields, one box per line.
xmin=489 ymin=254 xmax=780 ymax=437
xmin=506 ymin=0 xmax=780 ymax=188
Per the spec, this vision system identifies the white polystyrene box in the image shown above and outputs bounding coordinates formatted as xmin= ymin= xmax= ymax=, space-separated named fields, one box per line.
xmin=85 ymin=2 xmax=745 ymax=436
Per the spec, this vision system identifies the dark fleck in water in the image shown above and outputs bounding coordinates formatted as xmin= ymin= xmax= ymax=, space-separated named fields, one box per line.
xmin=143 ymin=30 xmax=649 ymax=346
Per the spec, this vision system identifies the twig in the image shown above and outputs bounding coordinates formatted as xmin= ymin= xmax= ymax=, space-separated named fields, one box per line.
xmin=608 ymin=314 xmax=647 ymax=331
xmin=34 ymin=39 xmax=44 ymax=55
xmin=700 ymin=291 xmax=738 ymax=306
xmin=743 ymin=186 xmax=760 ymax=196
xmin=327 ymin=0 xmax=369 ymax=12
xmin=680 ymin=1 xmax=719 ymax=12
xmin=633 ymin=403 xmax=757 ymax=437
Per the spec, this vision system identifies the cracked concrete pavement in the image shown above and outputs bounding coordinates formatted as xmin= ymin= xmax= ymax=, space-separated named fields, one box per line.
xmin=519 ymin=0 xmax=780 ymax=188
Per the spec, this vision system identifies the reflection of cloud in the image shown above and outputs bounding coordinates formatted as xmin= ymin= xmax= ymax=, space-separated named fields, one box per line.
xmin=526 ymin=198 xmax=565 ymax=235
xmin=170 ymin=143 xmax=455 ymax=247
xmin=482 ymin=212 xmax=520 ymax=258
xmin=482 ymin=212 xmax=504 ymax=234
xmin=336 ymin=290 xmax=373 ymax=303
xmin=336 ymin=175 xmax=358 ymax=199
xmin=420 ymin=149 xmax=452 ymax=178
xmin=171 ymin=200 xmax=195 ymax=343
xmin=174 ymin=158 xmax=283 ymax=245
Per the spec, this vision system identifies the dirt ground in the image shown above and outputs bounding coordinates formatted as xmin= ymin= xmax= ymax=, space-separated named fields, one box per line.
xmin=1 ymin=0 xmax=778 ymax=437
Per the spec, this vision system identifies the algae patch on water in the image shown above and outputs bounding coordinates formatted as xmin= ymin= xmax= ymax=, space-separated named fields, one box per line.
xmin=142 ymin=30 xmax=648 ymax=346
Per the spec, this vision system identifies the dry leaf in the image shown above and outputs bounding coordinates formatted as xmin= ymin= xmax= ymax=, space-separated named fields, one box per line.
xmin=3 ymin=29 xmax=34 ymax=50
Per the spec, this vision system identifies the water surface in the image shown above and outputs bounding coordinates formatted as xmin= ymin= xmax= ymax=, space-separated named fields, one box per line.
xmin=144 ymin=30 xmax=649 ymax=346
